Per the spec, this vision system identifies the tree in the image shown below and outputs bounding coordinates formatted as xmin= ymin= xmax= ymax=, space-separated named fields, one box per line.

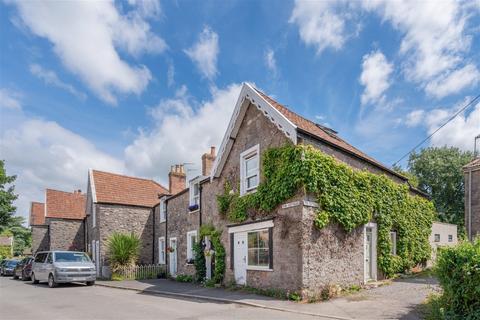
xmin=0 ymin=160 xmax=17 ymax=232
xmin=407 ymin=147 xmax=473 ymax=227
xmin=1 ymin=216 xmax=32 ymax=256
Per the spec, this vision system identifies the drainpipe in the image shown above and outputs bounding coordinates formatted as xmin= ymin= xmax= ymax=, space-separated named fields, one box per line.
xmin=165 ymin=199 xmax=169 ymax=273
xmin=152 ymin=202 xmax=159 ymax=264
xmin=199 ymin=184 xmax=203 ymax=227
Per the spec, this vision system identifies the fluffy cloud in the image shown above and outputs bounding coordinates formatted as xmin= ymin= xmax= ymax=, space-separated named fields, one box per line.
xmin=362 ymin=0 xmax=479 ymax=98
xmin=30 ymin=64 xmax=87 ymax=100
xmin=424 ymin=64 xmax=480 ymax=99
xmin=9 ymin=0 xmax=166 ymax=104
xmin=402 ymin=100 xmax=480 ymax=151
xmin=359 ymin=50 xmax=393 ymax=105
xmin=184 ymin=26 xmax=219 ymax=80
xmin=124 ymin=83 xmax=242 ymax=182
xmin=0 ymin=88 xmax=22 ymax=110
xmin=0 ymin=107 xmax=125 ymax=223
xmin=289 ymin=0 xmax=359 ymax=54
xmin=264 ymin=48 xmax=277 ymax=77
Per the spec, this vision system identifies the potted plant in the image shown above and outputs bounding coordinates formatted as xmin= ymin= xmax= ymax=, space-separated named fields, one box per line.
xmin=166 ymin=246 xmax=175 ymax=253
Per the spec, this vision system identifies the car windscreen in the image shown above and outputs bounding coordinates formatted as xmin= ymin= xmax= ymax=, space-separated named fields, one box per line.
xmin=54 ymin=252 xmax=91 ymax=263
xmin=6 ymin=260 xmax=18 ymax=267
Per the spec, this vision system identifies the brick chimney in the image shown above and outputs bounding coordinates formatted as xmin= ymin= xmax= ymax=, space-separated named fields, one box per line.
xmin=73 ymin=189 xmax=82 ymax=194
xmin=202 ymin=146 xmax=216 ymax=176
xmin=169 ymin=164 xmax=186 ymax=194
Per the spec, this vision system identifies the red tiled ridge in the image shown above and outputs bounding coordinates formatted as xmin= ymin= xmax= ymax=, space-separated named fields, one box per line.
xmin=30 ymin=202 xmax=45 ymax=225
xmin=255 ymin=88 xmax=405 ymax=180
xmin=464 ymin=157 xmax=480 ymax=169
xmin=91 ymin=170 xmax=168 ymax=208
xmin=46 ymin=189 xmax=86 ymax=220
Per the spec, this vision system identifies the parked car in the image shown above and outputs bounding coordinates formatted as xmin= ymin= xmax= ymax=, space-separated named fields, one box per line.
xmin=13 ymin=256 xmax=34 ymax=280
xmin=31 ymin=251 xmax=96 ymax=288
xmin=1 ymin=259 xmax=19 ymax=276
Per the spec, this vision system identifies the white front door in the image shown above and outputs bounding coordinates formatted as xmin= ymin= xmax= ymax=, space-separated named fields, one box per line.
xmin=169 ymin=238 xmax=177 ymax=276
xmin=365 ymin=227 xmax=373 ymax=280
xmin=233 ymin=232 xmax=247 ymax=285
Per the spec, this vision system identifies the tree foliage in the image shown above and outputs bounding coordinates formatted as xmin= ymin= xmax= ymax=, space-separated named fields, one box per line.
xmin=1 ymin=216 xmax=31 ymax=256
xmin=407 ymin=147 xmax=473 ymax=227
xmin=217 ymin=144 xmax=436 ymax=276
xmin=0 ymin=160 xmax=17 ymax=232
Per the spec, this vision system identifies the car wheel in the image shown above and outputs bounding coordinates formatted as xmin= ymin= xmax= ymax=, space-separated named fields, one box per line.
xmin=13 ymin=274 xmax=19 ymax=280
xmin=48 ymin=274 xmax=57 ymax=288
xmin=31 ymin=273 xmax=39 ymax=284
xmin=86 ymin=281 xmax=95 ymax=286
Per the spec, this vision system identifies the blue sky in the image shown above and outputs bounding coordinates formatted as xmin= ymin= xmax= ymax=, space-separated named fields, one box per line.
xmin=0 ymin=0 xmax=479 ymax=222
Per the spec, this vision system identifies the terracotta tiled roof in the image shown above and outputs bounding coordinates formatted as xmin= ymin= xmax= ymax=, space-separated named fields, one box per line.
xmin=30 ymin=202 xmax=45 ymax=225
xmin=464 ymin=158 xmax=480 ymax=169
xmin=46 ymin=189 xmax=86 ymax=220
xmin=91 ymin=170 xmax=168 ymax=207
xmin=255 ymin=89 xmax=406 ymax=180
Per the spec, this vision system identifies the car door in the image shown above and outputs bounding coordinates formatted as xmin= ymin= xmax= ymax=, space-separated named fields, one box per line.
xmin=43 ymin=253 xmax=54 ymax=280
xmin=33 ymin=253 xmax=45 ymax=279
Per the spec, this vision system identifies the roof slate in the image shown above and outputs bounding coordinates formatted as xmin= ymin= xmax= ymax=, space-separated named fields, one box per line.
xmin=91 ymin=170 xmax=168 ymax=207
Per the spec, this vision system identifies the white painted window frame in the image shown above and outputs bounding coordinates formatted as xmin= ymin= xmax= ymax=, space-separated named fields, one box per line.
xmin=246 ymin=228 xmax=271 ymax=270
xmin=158 ymin=237 xmax=165 ymax=264
xmin=240 ymin=144 xmax=260 ymax=196
xmin=390 ymin=231 xmax=397 ymax=255
xmin=186 ymin=230 xmax=198 ymax=261
xmin=189 ymin=178 xmax=201 ymax=208
xmin=159 ymin=199 xmax=166 ymax=223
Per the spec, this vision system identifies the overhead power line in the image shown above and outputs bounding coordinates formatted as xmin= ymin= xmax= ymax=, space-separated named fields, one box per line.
xmin=392 ymin=93 xmax=480 ymax=167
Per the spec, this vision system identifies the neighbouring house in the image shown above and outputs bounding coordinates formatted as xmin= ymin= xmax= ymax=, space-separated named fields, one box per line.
xmin=161 ymin=83 xmax=433 ymax=298
xmin=29 ymin=201 xmax=49 ymax=254
xmin=464 ymin=157 xmax=480 ymax=241
xmin=0 ymin=236 xmax=13 ymax=257
xmin=45 ymin=189 xmax=86 ymax=251
xmin=428 ymin=221 xmax=458 ymax=266
xmin=85 ymin=169 xmax=170 ymax=277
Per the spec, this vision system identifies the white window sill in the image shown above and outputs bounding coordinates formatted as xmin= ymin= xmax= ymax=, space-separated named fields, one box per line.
xmin=188 ymin=209 xmax=200 ymax=214
xmin=240 ymin=188 xmax=258 ymax=197
xmin=247 ymin=266 xmax=273 ymax=272
xmin=158 ymin=262 xmax=166 ymax=265
xmin=159 ymin=220 xmax=166 ymax=224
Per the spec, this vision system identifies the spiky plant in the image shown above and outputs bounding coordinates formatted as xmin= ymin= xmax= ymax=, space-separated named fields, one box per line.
xmin=107 ymin=232 xmax=141 ymax=272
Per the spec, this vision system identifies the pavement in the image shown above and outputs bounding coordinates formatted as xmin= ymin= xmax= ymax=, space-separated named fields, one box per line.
xmin=0 ymin=276 xmax=325 ymax=320
xmin=96 ymin=275 xmax=439 ymax=319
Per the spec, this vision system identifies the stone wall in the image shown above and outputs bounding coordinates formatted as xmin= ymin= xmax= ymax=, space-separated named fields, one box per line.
xmin=154 ymin=204 xmax=167 ymax=265
xmin=97 ymin=204 xmax=154 ymax=266
xmin=47 ymin=218 xmax=85 ymax=251
xmin=166 ymin=190 xmax=199 ymax=276
xmin=465 ymin=168 xmax=480 ymax=241
xmin=31 ymin=225 xmax=49 ymax=253
xmin=301 ymin=206 xmax=364 ymax=298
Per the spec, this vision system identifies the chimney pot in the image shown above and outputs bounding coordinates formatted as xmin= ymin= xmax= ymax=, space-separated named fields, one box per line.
xmin=202 ymin=147 xmax=217 ymax=176
xmin=169 ymin=163 xmax=186 ymax=194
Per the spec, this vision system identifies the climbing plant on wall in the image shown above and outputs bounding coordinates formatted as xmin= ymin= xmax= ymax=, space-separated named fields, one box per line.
xmin=216 ymin=144 xmax=436 ymax=277
xmin=193 ymin=224 xmax=226 ymax=284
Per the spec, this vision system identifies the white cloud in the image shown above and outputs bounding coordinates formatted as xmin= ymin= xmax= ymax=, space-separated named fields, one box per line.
xmin=0 ymin=88 xmax=22 ymax=110
xmin=289 ymin=0 xmax=358 ymax=54
xmin=167 ymin=61 xmax=175 ymax=88
xmin=264 ymin=48 xmax=277 ymax=76
xmin=124 ymin=83 xmax=242 ymax=182
xmin=405 ymin=109 xmax=425 ymax=127
xmin=0 ymin=108 xmax=125 ymax=223
xmin=9 ymin=0 xmax=166 ymax=104
xmin=362 ymin=0 xmax=479 ymax=97
xmin=424 ymin=64 xmax=480 ymax=99
xmin=359 ymin=50 xmax=393 ymax=105
xmin=29 ymin=64 xmax=87 ymax=100
xmin=184 ymin=26 xmax=219 ymax=80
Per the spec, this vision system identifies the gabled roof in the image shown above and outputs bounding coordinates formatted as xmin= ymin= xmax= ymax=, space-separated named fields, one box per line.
xmin=464 ymin=158 xmax=480 ymax=170
xmin=29 ymin=202 xmax=45 ymax=226
xmin=45 ymin=189 xmax=86 ymax=220
xmin=211 ymin=83 xmax=406 ymax=181
xmin=90 ymin=169 xmax=168 ymax=208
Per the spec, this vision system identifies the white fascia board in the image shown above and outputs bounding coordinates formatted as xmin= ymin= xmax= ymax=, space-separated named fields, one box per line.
xmin=228 ymin=219 xmax=274 ymax=234
xmin=210 ymin=83 xmax=297 ymax=179
xmin=89 ymin=169 xmax=97 ymax=203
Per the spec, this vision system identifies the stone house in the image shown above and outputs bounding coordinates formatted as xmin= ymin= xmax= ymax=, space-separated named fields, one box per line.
xmin=85 ymin=169 xmax=171 ymax=277
xmin=428 ymin=221 xmax=458 ymax=266
xmin=44 ymin=189 xmax=86 ymax=251
xmin=464 ymin=157 xmax=480 ymax=241
xmin=161 ymin=83 xmax=426 ymax=297
xmin=29 ymin=201 xmax=49 ymax=254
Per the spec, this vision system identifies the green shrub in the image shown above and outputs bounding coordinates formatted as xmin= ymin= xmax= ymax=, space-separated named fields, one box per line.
xmin=435 ymin=240 xmax=480 ymax=319
xmin=193 ymin=241 xmax=206 ymax=282
xmin=106 ymin=232 xmax=141 ymax=273
xmin=175 ymin=274 xmax=193 ymax=283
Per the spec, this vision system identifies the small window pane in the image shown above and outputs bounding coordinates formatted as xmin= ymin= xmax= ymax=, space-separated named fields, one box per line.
xmin=448 ymin=235 xmax=453 ymax=242
xmin=258 ymin=249 xmax=269 ymax=266
xmin=247 ymin=249 xmax=256 ymax=265
xmin=434 ymin=234 xmax=440 ymax=242
xmin=248 ymin=232 xmax=257 ymax=248
xmin=258 ymin=230 xmax=269 ymax=248
xmin=245 ymin=156 xmax=258 ymax=175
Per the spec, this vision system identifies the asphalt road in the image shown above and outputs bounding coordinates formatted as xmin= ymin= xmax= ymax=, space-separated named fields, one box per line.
xmin=0 ymin=276 xmax=323 ymax=320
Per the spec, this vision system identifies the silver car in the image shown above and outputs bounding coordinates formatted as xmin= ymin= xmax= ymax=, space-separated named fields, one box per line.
xmin=31 ymin=251 xmax=96 ymax=288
